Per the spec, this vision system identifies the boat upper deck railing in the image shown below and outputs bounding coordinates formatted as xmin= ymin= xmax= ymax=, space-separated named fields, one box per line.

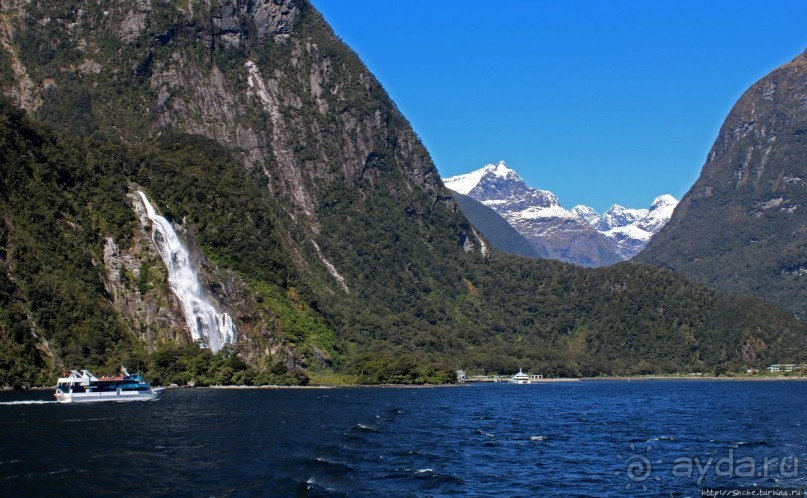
xmin=56 ymin=366 xmax=147 ymax=386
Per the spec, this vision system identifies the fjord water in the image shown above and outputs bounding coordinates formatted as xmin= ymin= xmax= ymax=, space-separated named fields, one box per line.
xmin=1 ymin=381 xmax=805 ymax=497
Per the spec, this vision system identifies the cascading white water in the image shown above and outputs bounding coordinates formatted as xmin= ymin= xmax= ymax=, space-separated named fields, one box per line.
xmin=137 ymin=191 xmax=236 ymax=352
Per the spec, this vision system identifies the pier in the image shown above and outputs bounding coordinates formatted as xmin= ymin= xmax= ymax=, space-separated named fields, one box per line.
xmin=456 ymin=371 xmax=544 ymax=383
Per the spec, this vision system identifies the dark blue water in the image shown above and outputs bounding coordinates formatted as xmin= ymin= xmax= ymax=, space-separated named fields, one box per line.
xmin=1 ymin=381 xmax=805 ymax=496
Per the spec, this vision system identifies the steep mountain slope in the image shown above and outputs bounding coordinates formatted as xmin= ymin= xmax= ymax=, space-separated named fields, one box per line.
xmin=450 ymin=192 xmax=542 ymax=258
xmin=445 ymin=162 xmax=622 ymax=267
xmin=575 ymin=195 xmax=679 ymax=259
xmin=0 ymin=103 xmax=335 ymax=386
xmin=638 ymin=50 xmax=807 ymax=320
xmin=0 ymin=1 xmax=805 ymax=385
xmin=0 ymin=0 xmax=489 ymax=385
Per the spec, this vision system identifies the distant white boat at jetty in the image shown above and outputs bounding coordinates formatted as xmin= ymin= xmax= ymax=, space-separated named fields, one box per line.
xmin=457 ymin=369 xmax=547 ymax=383
xmin=510 ymin=369 xmax=533 ymax=384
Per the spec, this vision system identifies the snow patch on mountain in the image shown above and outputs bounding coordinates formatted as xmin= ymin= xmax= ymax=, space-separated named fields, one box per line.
xmin=444 ymin=161 xmax=622 ymax=267
xmin=444 ymin=161 xmax=516 ymax=195
xmin=571 ymin=205 xmax=601 ymax=227
xmin=577 ymin=194 xmax=679 ymax=259
xmin=515 ymin=204 xmax=580 ymax=221
xmin=598 ymin=205 xmax=648 ymax=232
xmin=636 ymin=194 xmax=678 ymax=233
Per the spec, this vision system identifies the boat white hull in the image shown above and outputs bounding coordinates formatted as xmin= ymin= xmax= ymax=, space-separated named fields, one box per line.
xmin=55 ymin=389 xmax=163 ymax=403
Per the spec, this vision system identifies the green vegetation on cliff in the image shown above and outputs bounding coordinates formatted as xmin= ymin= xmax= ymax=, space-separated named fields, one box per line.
xmin=3 ymin=97 xmax=805 ymax=388
xmin=0 ymin=100 xmax=326 ymax=387
xmin=0 ymin=1 xmax=805 ymax=387
xmin=638 ymin=50 xmax=807 ymax=320
xmin=0 ymin=103 xmax=131 ymax=385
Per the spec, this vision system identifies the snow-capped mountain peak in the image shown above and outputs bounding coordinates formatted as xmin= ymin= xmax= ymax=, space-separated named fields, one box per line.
xmin=571 ymin=205 xmax=601 ymax=227
xmin=649 ymin=194 xmax=678 ymax=211
xmin=443 ymin=160 xmax=520 ymax=195
xmin=444 ymin=162 xmax=621 ymax=267
xmin=636 ymin=194 xmax=678 ymax=233
xmin=598 ymin=205 xmax=649 ymax=231
xmin=576 ymin=195 xmax=679 ymax=259
xmin=445 ymin=161 xmax=559 ymax=209
xmin=444 ymin=161 xmax=678 ymax=265
xmin=489 ymin=160 xmax=517 ymax=179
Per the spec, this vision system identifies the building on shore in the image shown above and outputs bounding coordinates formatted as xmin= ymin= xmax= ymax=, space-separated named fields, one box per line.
xmin=767 ymin=364 xmax=803 ymax=373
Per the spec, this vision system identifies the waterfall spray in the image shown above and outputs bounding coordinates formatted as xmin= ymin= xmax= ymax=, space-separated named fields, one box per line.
xmin=137 ymin=191 xmax=236 ymax=352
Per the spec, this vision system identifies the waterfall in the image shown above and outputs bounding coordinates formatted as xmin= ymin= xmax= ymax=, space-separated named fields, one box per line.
xmin=137 ymin=191 xmax=236 ymax=352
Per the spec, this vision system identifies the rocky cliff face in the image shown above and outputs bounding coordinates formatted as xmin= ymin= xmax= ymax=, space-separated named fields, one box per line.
xmin=0 ymin=2 xmax=804 ymax=384
xmin=0 ymin=0 xmax=483 ymax=375
xmin=0 ymin=0 xmax=467 ymax=228
xmin=102 ymin=190 xmax=291 ymax=364
xmin=638 ymin=49 xmax=807 ymax=319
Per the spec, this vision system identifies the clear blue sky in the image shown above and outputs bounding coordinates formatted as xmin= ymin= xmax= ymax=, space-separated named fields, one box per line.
xmin=311 ymin=0 xmax=806 ymax=213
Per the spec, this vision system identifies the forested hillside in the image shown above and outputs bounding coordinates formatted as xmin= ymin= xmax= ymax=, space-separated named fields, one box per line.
xmin=638 ymin=50 xmax=807 ymax=320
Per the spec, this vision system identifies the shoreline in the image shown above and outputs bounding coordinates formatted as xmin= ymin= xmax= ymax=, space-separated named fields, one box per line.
xmin=581 ymin=375 xmax=807 ymax=381
xmin=197 ymin=375 xmax=807 ymax=389
xmin=202 ymin=383 xmax=459 ymax=389
xmin=6 ymin=375 xmax=807 ymax=392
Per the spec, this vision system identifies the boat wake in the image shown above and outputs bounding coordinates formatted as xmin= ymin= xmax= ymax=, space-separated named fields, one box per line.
xmin=0 ymin=400 xmax=55 ymax=405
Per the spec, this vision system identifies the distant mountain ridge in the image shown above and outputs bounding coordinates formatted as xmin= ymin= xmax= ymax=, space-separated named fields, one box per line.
xmin=444 ymin=162 xmax=620 ymax=267
xmin=444 ymin=162 xmax=677 ymax=263
xmin=575 ymin=194 xmax=679 ymax=259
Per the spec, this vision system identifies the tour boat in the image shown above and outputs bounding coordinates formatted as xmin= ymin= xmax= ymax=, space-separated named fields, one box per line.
xmin=54 ymin=367 xmax=162 ymax=403
xmin=510 ymin=369 xmax=531 ymax=384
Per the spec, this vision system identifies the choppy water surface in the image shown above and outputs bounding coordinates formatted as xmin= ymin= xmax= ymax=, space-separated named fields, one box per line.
xmin=1 ymin=380 xmax=805 ymax=496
